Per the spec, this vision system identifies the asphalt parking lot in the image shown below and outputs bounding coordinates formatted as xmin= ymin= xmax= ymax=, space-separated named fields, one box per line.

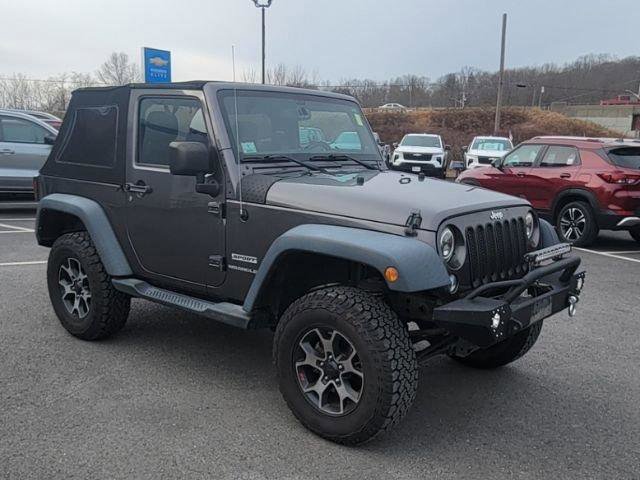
xmin=1 ymin=208 xmax=639 ymax=480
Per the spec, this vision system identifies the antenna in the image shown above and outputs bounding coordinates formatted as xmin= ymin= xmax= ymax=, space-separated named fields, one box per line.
xmin=232 ymin=45 xmax=247 ymax=220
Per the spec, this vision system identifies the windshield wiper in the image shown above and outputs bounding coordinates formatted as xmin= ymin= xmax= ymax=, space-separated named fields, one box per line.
xmin=243 ymin=155 xmax=321 ymax=171
xmin=309 ymin=154 xmax=378 ymax=171
xmin=242 ymin=155 xmax=336 ymax=175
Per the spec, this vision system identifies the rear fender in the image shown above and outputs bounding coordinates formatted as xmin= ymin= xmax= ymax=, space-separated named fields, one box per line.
xmin=36 ymin=193 xmax=132 ymax=276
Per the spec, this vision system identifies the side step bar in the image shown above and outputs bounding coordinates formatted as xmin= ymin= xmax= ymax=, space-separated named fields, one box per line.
xmin=112 ymin=278 xmax=252 ymax=329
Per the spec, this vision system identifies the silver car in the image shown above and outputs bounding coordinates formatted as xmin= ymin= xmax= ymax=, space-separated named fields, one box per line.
xmin=0 ymin=110 xmax=58 ymax=194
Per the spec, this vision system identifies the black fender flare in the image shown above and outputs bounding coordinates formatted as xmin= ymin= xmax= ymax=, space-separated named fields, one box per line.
xmin=37 ymin=193 xmax=133 ymax=276
xmin=539 ymin=218 xmax=560 ymax=247
xmin=242 ymin=224 xmax=450 ymax=312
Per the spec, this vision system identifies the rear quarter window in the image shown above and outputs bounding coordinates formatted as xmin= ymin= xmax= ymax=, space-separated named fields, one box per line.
xmin=606 ymin=147 xmax=640 ymax=170
xmin=56 ymin=106 xmax=118 ymax=167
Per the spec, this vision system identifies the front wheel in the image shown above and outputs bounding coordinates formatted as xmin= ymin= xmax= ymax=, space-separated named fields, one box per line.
xmin=450 ymin=321 xmax=543 ymax=369
xmin=273 ymin=286 xmax=418 ymax=445
xmin=629 ymin=226 xmax=640 ymax=244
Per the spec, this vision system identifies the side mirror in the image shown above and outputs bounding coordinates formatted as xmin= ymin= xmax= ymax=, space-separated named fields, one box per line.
xmin=43 ymin=135 xmax=56 ymax=146
xmin=491 ymin=158 xmax=503 ymax=169
xmin=445 ymin=144 xmax=451 ymax=151
xmin=169 ymin=142 xmax=211 ymax=176
xmin=393 ymin=142 xmax=399 ymax=148
xmin=461 ymin=145 xmax=468 ymax=152
xmin=169 ymin=141 xmax=220 ymax=196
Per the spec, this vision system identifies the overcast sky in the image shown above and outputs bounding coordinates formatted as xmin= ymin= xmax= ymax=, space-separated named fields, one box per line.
xmin=2 ymin=0 xmax=638 ymax=83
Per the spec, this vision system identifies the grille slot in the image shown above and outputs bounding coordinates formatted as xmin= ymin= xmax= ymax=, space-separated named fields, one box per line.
xmin=465 ymin=217 xmax=529 ymax=287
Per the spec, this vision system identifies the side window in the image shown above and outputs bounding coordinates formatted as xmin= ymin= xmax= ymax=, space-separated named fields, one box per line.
xmin=503 ymin=144 xmax=544 ymax=167
xmin=137 ymin=97 xmax=209 ymax=167
xmin=0 ymin=116 xmax=50 ymax=144
xmin=538 ymin=146 xmax=580 ymax=167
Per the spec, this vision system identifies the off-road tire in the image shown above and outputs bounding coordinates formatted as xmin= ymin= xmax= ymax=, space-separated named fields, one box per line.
xmin=629 ymin=226 xmax=640 ymax=244
xmin=451 ymin=321 xmax=543 ymax=369
xmin=555 ymin=201 xmax=599 ymax=247
xmin=273 ymin=286 xmax=418 ymax=445
xmin=47 ymin=232 xmax=130 ymax=340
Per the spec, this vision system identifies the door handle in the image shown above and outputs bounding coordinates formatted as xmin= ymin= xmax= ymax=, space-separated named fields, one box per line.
xmin=124 ymin=182 xmax=153 ymax=195
xmin=516 ymin=171 xmax=526 ymax=177
xmin=560 ymin=173 xmax=571 ymax=179
xmin=0 ymin=148 xmax=15 ymax=155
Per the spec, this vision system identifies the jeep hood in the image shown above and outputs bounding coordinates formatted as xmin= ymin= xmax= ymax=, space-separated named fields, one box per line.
xmin=266 ymin=170 xmax=529 ymax=231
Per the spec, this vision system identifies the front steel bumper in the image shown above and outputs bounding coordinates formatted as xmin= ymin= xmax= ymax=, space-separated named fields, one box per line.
xmin=433 ymin=253 xmax=584 ymax=348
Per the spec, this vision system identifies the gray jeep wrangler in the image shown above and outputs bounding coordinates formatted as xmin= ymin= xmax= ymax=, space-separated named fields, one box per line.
xmin=35 ymin=82 xmax=585 ymax=445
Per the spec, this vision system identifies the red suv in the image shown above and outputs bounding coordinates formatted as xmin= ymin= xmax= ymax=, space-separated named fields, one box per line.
xmin=456 ymin=136 xmax=640 ymax=246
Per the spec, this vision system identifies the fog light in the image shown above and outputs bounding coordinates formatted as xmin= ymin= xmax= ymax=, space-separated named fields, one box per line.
xmin=491 ymin=313 xmax=501 ymax=330
xmin=448 ymin=274 xmax=458 ymax=294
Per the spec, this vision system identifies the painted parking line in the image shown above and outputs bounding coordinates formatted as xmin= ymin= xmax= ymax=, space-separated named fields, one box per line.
xmin=0 ymin=222 xmax=33 ymax=232
xmin=575 ymin=247 xmax=640 ymax=264
xmin=0 ymin=260 xmax=47 ymax=267
xmin=0 ymin=230 xmax=35 ymax=234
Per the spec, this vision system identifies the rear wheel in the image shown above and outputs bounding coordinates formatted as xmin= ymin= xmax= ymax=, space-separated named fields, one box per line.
xmin=273 ymin=286 xmax=418 ymax=445
xmin=450 ymin=322 xmax=543 ymax=369
xmin=556 ymin=201 xmax=598 ymax=247
xmin=47 ymin=232 xmax=130 ymax=340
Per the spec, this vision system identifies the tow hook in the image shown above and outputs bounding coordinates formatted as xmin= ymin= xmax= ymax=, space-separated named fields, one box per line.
xmin=568 ymin=295 xmax=579 ymax=317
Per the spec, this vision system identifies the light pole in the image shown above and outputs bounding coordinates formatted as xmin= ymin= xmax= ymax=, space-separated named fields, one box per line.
xmin=493 ymin=13 xmax=507 ymax=135
xmin=252 ymin=0 xmax=273 ymax=84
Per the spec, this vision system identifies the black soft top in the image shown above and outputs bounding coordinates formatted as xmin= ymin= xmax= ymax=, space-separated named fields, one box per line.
xmin=40 ymin=82 xmax=212 ymax=184
xmin=40 ymin=81 xmax=358 ymax=185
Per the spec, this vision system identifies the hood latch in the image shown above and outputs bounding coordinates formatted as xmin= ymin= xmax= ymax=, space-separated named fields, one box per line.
xmin=404 ymin=209 xmax=422 ymax=236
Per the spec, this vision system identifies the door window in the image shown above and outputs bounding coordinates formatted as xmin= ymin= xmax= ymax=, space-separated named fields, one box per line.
xmin=137 ymin=97 xmax=209 ymax=167
xmin=503 ymin=144 xmax=544 ymax=167
xmin=0 ymin=116 xmax=50 ymax=144
xmin=538 ymin=146 xmax=580 ymax=167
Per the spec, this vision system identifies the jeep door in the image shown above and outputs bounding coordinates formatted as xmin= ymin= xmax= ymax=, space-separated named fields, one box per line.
xmin=527 ymin=145 xmax=581 ymax=213
xmin=0 ymin=114 xmax=54 ymax=192
xmin=124 ymin=90 xmax=226 ymax=292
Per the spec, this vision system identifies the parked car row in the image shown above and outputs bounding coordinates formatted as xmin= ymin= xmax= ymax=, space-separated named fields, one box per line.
xmin=0 ymin=109 xmax=60 ymax=195
xmin=457 ymin=136 xmax=640 ymax=246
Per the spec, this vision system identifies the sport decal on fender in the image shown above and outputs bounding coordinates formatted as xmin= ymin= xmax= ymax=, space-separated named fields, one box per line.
xmin=231 ymin=253 xmax=258 ymax=264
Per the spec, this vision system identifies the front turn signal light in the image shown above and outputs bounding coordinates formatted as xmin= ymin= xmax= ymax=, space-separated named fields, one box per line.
xmin=384 ymin=267 xmax=399 ymax=283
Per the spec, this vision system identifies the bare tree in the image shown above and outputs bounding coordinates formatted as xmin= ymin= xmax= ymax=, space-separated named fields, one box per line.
xmin=242 ymin=67 xmax=258 ymax=83
xmin=96 ymin=52 xmax=140 ymax=86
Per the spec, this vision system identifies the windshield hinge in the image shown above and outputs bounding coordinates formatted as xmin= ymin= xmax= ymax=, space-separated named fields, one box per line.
xmin=404 ymin=209 xmax=422 ymax=236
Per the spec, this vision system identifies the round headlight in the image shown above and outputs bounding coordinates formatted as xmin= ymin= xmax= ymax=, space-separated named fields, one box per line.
xmin=440 ymin=227 xmax=455 ymax=261
xmin=525 ymin=212 xmax=535 ymax=239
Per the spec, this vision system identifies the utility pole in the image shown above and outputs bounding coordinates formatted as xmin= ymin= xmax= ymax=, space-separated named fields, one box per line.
xmin=252 ymin=0 xmax=273 ymax=84
xmin=538 ymin=86 xmax=545 ymax=108
xmin=494 ymin=13 xmax=507 ymax=135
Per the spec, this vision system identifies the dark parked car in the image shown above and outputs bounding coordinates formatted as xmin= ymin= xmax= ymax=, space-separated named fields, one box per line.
xmin=456 ymin=136 xmax=640 ymax=246
xmin=35 ymin=83 xmax=584 ymax=444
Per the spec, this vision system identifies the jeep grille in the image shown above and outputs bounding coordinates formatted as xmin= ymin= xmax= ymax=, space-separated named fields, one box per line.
xmin=465 ymin=217 xmax=529 ymax=287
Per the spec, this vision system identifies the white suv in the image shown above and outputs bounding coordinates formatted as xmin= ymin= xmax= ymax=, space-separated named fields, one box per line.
xmin=463 ymin=136 xmax=513 ymax=168
xmin=391 ymin=133 xmax=449 ymax=178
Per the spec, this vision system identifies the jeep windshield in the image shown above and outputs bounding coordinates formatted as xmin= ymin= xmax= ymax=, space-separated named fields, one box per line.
xmin=218 ymin=89 xmax=381 ymax=169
